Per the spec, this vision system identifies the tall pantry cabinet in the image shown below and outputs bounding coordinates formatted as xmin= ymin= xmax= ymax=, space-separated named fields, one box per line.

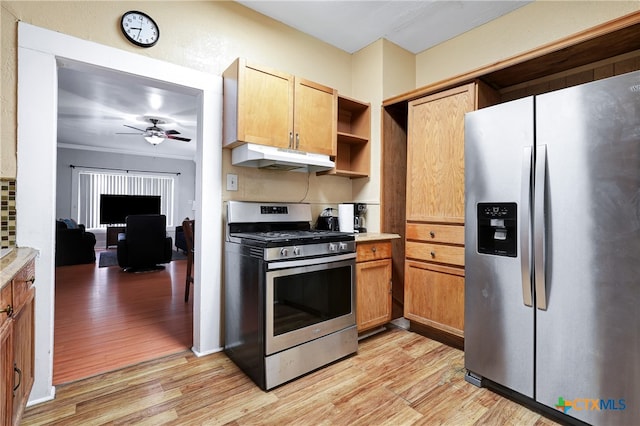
xmin=404 ymin=82 xmax=498 ymax=338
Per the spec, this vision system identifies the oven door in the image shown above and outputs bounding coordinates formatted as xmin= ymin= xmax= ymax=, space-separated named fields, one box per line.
xmin=265 ymin=254 xmax=356 ymax=356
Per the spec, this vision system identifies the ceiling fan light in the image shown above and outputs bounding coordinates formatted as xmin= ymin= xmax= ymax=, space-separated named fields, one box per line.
xmin=144 ymin=135 xmax=164 ymax=145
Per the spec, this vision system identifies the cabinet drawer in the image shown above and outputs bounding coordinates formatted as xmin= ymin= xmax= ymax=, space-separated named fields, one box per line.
xmin=406 ymin=241 xmax=464 ymax=267
xmin=406 ymin=223 xmax=464 ymax=245
xmin=12 ymin=260 xmax=35 ymax=311
xmin=356 ymin=241 xmax=391 ymax=262
xmin=0 ymin=283 xmax=11 ymax=326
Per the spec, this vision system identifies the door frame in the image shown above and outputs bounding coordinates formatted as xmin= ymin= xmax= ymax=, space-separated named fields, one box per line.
xmin=17 ymin=22 xmax=223 ymax=404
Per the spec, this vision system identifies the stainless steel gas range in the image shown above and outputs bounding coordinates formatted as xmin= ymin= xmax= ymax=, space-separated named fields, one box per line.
xmin=224 ymin=201 xmax=358 ymax=390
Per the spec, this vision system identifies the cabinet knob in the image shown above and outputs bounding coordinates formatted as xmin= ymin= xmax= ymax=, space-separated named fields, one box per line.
xmin=429 ymin=231 xmax=435 ymax=238
xmin=371 ymin=246 xmax=377 ymax=253
xmin=430 ymin=251 xmax=436 ymax=258
xmin=0 ymin=304 xmax=13 ymax=317
xmin=27 ymin=277 xmax=35 ymax=284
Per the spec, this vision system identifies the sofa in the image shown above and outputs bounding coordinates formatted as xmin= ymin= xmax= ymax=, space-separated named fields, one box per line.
xmin=55 ymin=219 xmax=97 ymax=266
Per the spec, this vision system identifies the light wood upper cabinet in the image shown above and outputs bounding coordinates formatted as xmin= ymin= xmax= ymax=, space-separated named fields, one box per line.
xmin=293 ymin=78 xmax=337 ymax=156
xmin=406 ymin=83 xmax=476 ymax=224
xmin=223 ymin=58 xmax=337 ymax=156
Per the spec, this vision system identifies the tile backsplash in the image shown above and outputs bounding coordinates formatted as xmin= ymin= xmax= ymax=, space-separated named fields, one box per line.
xmin=1 ymin=179 xmax=16 ymax=249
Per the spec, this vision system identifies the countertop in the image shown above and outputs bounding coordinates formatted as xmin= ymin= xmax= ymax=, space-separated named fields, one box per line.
xmin=1 ymin=247 xmax=38 ymax=288
xmin=355 ymin=233 xmax=401 ymax=243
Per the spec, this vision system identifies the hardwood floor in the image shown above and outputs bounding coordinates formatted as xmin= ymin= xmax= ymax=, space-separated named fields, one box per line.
xmin=53 ymin=251 xmax=193 ymax=384
xmin=24 ymin=326 xmax=561 ymax=425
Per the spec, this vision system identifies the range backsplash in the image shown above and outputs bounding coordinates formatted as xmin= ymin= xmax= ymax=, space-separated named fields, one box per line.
xmin=1 ymin=179 xmax=16 ymax=249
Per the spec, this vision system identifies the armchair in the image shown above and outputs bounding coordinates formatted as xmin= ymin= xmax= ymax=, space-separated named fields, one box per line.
xmin=117 ymin=214 xmax=173 ymax=272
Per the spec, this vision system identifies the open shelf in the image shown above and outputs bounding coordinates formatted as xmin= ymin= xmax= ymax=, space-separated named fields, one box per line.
xmin=319 ymin=95 xmax=371 ymax=178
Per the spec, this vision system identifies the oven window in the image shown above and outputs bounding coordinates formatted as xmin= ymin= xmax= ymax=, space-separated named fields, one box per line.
xmin=273 ymin=265 xmax=352 ymax=336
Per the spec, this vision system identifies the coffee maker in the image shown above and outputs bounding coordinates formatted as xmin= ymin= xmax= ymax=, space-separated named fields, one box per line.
xmin=353 ymin=203 xmax=367 ymax=233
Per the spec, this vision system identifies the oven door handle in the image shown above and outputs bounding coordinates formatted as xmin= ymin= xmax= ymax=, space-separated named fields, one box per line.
xmin=267 ymin=252 xmax=356 ymax=270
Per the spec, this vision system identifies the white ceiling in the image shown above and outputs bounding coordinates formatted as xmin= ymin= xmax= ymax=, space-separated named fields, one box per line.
xmin=57 ymin=1 xmax=531 ymax=159
xmin=57 ymin=59 xmax=199 ymax=160
xmin=238 ymin=0 xmax=532 ymax=54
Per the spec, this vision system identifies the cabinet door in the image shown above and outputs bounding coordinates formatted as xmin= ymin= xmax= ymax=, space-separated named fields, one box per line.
xmin=11 ymin=288 xmax=34 ymax=426
xmin=406 ymin=83 xmax=476 ymax=223
xmin=293 ymin=78 xmax=336 ymax=156
xmin=356 ymin=259 xmax=392 ymax=332
xmin=1 ymin=320 xmax=13 ymax=426
xmin=238 ymin=62 xmax=294 ymax=149
xmin=404 ymin=261 xmax=464 ymax=337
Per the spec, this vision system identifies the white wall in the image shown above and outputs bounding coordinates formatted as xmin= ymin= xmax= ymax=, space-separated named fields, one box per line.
xmin=55 ymin=148 xmax=196 ymax=227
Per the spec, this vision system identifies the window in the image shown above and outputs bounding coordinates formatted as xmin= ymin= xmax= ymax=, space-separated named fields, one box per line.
xmin=72 ymin=168 xmax=176 ymax=229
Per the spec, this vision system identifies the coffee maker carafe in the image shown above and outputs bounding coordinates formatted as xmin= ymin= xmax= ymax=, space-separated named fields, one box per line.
xmin=353 ymin=203 xmax=367 ymax=233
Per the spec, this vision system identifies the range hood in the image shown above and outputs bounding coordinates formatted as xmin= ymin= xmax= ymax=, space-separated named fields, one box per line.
xmin=231 ymin=143 xmax=335 ymax=172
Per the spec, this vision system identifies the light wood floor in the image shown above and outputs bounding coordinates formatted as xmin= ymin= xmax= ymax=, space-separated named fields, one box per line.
xmin=53 ymin=251 xmax=193 ymax=384
xmin=24 ymin=326 xmax=562 ymax=425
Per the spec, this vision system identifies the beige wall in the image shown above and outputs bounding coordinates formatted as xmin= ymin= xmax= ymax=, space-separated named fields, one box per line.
xmin=1 ymin=1 xmax=360 ymax=220
xmin=3 ymin=1 xmax=640 ymax=225
xmin=414 ymin=0 xmax=640 ymax=89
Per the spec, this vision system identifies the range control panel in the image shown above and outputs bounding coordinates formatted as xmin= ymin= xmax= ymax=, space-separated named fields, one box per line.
xmin=477 ymin=202 xmax=517 ymax=257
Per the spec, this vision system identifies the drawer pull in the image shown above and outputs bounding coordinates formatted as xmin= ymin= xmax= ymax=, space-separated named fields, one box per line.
xmin=0 ymin=304 xmax=13 ymax=317
xmin=13 ymin=364 xmax=22 ymax=394
xmin=430 ymin=251 xmax=436 ymax=258
xmin=429 ymin=231 xmax=435 ymax=238
xmin=26 ymin=277 xmax=35 ymax=284
xmin=371 ymin=247 xmax=377 ymax=253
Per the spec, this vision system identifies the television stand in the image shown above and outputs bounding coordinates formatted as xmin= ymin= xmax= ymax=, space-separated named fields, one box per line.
xmin=106 ymin=225 xmax=125 ymax=249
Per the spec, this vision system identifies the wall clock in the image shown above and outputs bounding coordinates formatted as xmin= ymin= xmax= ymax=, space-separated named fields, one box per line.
xmin=120 ymin=11 xmax=159 ymax=48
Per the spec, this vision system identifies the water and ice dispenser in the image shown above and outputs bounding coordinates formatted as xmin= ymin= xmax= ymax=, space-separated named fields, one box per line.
xmin=477 ymin=202 xmax=517 ymax=257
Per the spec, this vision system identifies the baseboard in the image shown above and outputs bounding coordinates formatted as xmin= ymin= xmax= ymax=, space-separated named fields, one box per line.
xmin=191 ymin=345 xmax=224 ymax=357
xmin=27 ymin=385 xmax=56 ymax=407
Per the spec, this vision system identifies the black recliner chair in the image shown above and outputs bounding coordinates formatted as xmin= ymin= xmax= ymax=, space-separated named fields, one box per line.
xmin=117 ymin=214 xmax=172 ymax=272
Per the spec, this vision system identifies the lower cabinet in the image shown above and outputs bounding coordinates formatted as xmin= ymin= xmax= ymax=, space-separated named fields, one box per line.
xmin=356 ymin=241 xmax=392 ymax=333
xmin=0 ymin=321 xmax=13 ymax=426
xmin=404 ymin=260 xmax=464 ymax=337
xmin=0 ymin=255 xmax=35 ymax=426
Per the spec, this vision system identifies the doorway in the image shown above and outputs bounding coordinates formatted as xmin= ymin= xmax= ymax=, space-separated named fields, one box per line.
xmin=17 ymin=23 xmax=223 ymax=402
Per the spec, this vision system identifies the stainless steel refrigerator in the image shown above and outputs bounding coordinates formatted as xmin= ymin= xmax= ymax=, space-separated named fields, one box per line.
xmin=464 ymin=70 xmax=640 ymax=425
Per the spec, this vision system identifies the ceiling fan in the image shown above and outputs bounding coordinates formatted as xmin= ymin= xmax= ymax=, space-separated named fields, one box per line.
xmin=117 ymin=117 xmax=191 ymax=145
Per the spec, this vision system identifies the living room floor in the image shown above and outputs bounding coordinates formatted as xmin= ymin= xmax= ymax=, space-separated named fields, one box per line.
xmin=54 ymin=249 xmax=193 ymax=385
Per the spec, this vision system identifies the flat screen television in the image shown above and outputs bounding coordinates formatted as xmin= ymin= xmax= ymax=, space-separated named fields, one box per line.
xmin=99 ymin=194 xmax=161 ymax=225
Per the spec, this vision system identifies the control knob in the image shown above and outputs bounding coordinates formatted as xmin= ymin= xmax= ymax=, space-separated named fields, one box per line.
xmin=280 ymin=248 xmax=289 ymax=257
xmin=293 ymin=247 xmax=301 ymax=256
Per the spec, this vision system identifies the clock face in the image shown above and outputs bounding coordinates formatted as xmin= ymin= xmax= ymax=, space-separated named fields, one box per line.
xmin=121 ymin=11 xmax=159 ymax=47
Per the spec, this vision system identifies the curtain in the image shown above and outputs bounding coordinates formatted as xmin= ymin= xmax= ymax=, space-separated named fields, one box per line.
xmin=76 ymin=170 xmax=175 ymax=229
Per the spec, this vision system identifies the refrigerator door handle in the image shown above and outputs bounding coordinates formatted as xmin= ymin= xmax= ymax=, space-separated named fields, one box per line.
xmin=521 ymin=146 xmax=533 ymax=307
xmin=534 ymin=144 xmax=548 ymax=310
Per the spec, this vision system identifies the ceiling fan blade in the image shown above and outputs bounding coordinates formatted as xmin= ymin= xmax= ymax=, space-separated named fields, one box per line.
xmin=165 ymin=129 xmax=181 ymax=135
xmin=167 ymin=135 xmax=191 ymax=142
xmin=123 ymin=124 xmax=148 ymax=132
xmin=115 ymin=132 xmax=145 ymax=135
